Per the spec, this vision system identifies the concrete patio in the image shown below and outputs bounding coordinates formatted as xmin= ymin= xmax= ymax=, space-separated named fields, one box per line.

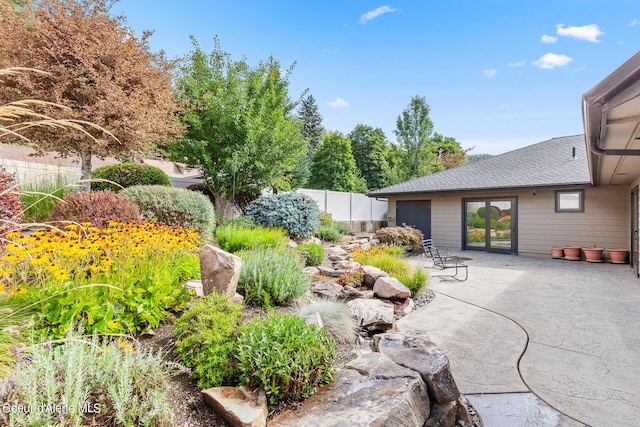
xmin=399 ymin=252 xmax=640 ymax=427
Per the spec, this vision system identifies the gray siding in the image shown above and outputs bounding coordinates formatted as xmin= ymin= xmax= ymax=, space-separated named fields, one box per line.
xmin=388 ymin=186 xmax=629 ymax=256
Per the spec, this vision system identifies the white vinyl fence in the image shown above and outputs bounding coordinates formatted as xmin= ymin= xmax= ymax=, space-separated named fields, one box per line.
xmin=297 ymin=188 xmax=387 ymax=232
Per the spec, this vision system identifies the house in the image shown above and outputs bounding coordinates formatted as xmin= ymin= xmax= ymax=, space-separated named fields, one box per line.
xmin=370 ymin=50 xmax=640 ymax=278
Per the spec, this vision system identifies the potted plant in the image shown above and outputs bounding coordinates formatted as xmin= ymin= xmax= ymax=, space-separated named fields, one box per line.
xmin=607 ymin=248 xmax=629 ymax=264
xmin=583 ymin=247 xmax=604 ymax=263
xmin=551 ymin=247 xmax=564 ymax=259
xmin=563 ymin=246 xmax=582 ymax=260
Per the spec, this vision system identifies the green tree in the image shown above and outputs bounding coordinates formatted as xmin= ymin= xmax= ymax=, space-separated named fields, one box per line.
xmin=173 ymin=36 xmax=305 ymax=215
xmin=298 ymin=94 xmax=324 ymax=160
xmin=467 ymin=153 xmax=494 ymax=163
xmin=309 ymin=132 xmax=367 ymax=193
xmin=431 ymin=132 xmax=467 ymax=169
xmin=347 ymin=124 xmax=391 ymax=191
xmin=394 ymin=95 xmax=442 ymax=180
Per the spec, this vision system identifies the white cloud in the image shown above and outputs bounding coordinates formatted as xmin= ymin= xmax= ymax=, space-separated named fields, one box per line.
xmin=533 ymin=53 xmax=573 ymax=69
xmin=630 ymin=19 xmax=639 ymax=26
xmin=541 ymin=34 xmax=558 ymax=44
xmin=556 ymin=24 xmax=604 ymax=43
xmin=508 ymin=60 xmax=526 ymax=67
xmin=359 ymin=5 xmax=398 ymax=24
xmin=328 ymin=98 xmax=349 ymax=108
xmin=483 ymin=69 xmax=497 ymax=77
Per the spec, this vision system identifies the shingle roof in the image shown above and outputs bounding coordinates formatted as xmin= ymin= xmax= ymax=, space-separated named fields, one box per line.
xmin=369 ymin=135 xmax=591 ymax=196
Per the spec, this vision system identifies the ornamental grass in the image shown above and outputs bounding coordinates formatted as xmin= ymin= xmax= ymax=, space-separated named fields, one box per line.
xmin=0 ymin=221 xmax=201 ymax=337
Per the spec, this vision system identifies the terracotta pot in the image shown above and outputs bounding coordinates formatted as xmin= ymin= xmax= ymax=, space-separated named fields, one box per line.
xmin=563 ymin=246 xmax=582 ymax=260
xmin=551 ymin=247 xmax=564 ymax=259
xmin=607 ymin=249 xmax=629 ymax=264
xmin=583 ymin=248 xmax=603 ymax=263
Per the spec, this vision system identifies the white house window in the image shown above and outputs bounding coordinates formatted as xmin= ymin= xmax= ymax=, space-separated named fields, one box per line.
xmin=555 ymin=190 xmax=584 ymax=213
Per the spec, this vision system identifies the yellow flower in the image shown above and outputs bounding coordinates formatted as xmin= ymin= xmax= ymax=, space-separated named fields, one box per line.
xmin=107 ymin=320 xmax=119 ymax=329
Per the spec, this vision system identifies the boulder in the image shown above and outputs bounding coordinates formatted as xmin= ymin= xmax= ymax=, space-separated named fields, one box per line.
xmin=287 ymin=239 xmax=298 ymax=248
xmin=362 ymin=266 xmax=389 ymax=288
xmin=424 ymin=401 xmax=458 ymax=427
xmin=373 ymin=277 xmax=411 ymax=299
xmin=375 ymin=331 xmax=460 ymax=403
xmin=346 ymin=298 xmax=395 ymax=332
xmin=303 ymin=266 xmax=320 ymax=277
xmin=316 ymin=266 xmax=343 ymax=278
xmin=202 ymin=386 xmax=267 ymax=427
xmin=393 ymin=298 xmax=415 ymax=316
xmin=301 ymin=311 xmax=324 ymax=328
xmin=325 ymin=246 xmax=349 ymax=260
xmin=269 ymin=352 xmax=430 ymax=427
xmin=230 ymin=293 xmax=244 ymax=305
xmin=292 ymin=236 xmax=323 ymax=246
xmin=185 ymin=279 xmax=204 ymax=297
xmin=310 ymin=281 xmax=344 ymax=298
xmin=333 ymin=260 xmax=362 ymax=271
xmin=199 ymin=245 xmax=242 ymax=296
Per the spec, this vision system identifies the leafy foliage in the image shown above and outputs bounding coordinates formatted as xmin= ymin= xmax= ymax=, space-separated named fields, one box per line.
xmin=238 ymin=246 xmax=310 ymax=308
xmin=319 ymin=211 xmax=334 ymax=227
xmin=333 ymin=222 xmax=350 ymax=235
xmin=0 ymin=0 xmax=182 ymax=187
xmin=122 ymin=185 xmax=216 ymax=241
xmin=348 ymin=124 xmax=392 ymax=191
xmin=0 ymin=331 xmax=179 ymax=426
xmin=173 ymin=294 xmax=244 ymax=388
xmin=215 ymin=225 xmax=288 ymax=253
xmin=237 ymin=312 xmax=337 ymax=408
xmin=245 ymin=192 xmax=320 ymax=238
xmin=0 ymin=166 xmax=23 ymax=248
xmin=309 ymin=132 xmax=368 ymax=193
xmin=2 ymin=222 xmax=200 ymax=336
xmin=0 ymin=295 xmax=33 ymax=378
xmin=397 ymin=269 xmax=428 ymax=296
xmin=295 ymin=242 xmax=325 ymax=267
xmin=374 ymin=225 xmax=424 ymax=248
xmin=299 ymin=300 xmax=358 ymax=344
xmin=91 ymin=163 xmax=171 ymax=192
xmin=48 ymin=190 xmax=142 ymax=228
xmin=314 ymin=225 xmax=340 ymax=243
xmin=172 ymin=36 xmax=305 ymax=216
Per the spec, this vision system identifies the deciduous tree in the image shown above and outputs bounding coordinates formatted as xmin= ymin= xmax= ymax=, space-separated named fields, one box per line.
xmin=173 ymin=37 xmax=305 ymax=215
xmin=0 ymin=0 xmax=182 ymax=190
xmin=348 ymin=124 xmax=391 ymax=191
xmin=309 ymin=132 xmax=367 ymax=193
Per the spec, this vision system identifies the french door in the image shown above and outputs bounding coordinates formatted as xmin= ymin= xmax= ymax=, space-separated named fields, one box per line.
xmin=464 ymin=198 xmax=517 ymax=254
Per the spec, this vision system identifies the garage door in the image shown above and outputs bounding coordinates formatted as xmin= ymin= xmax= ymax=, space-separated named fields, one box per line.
xmin=395 ymin=200 xmax=431 ymax=239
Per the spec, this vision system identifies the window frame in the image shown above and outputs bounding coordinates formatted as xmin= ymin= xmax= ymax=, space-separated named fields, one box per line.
xmin=555 ymin=189 xmax=585 ymax=213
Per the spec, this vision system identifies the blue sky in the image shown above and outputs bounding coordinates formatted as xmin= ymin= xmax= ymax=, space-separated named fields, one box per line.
xmin=115 ymin=0 xmax=639 ymax=155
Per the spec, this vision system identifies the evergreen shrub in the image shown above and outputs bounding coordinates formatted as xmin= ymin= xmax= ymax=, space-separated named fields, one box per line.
xmin=91 ymin=163 xmax=171 ymax=192
xmin=245 ymin=192 xmax=320 ymax=238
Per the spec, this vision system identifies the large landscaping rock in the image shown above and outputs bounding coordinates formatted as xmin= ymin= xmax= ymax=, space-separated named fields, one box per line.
xmin=346 ymin=298 xmax=395 ymax=332
xmin=269 ymin=352 xmax=430 ymax=427
xmin=373 ymin=276 xmax=411 ymax=299
xmin=362 ymin=265 xmax=389 ymax=288
xmin=199 ymin=245 xmax=242 ymax=296
xmin=375 ymin=331 xmax=460 ymax=403
xmin=201 ymin=386 xmax=267 ymax=427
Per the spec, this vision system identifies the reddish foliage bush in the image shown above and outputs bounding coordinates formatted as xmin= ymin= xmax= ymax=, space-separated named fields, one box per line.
xmin=374 ymin=225 xmax=424 ymax=248
xmin=49 ymin=190 xmax=142 ymax=228
xmin=1 ymin=166 xmax=23 ymax=246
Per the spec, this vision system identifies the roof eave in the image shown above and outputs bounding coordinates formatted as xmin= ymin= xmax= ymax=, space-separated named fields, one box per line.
xmin=368 ymin=182 xmax=592 ymax=197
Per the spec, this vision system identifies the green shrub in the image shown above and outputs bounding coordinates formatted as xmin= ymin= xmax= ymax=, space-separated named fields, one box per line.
xmin=397 ymin=269 xmax=428 ymax=296
xmin=471 ymin=214 xmax=485 ymax=229
xmin=374 ymin=226 xmax=423 ymax=248
xmin=0 ymin=296 xmax=33 ymax=378
xmin=173 ymin=294 xmax=244 ymax=388
xmin=215 ymin=225 xmax=287 ymax=253
xmin=477 ymin=206 xmax=500 ymax=220
xmin=19 ymin=175 xmax=77 ymax=222
xmin=0 ymin=330 xmax=177 ymax=426
xmin=238 ymin=246 xmax=310 ymax=308
xmin=496 ymin=220 xmax=511 ymax=231
xmin=245 ymin=192 xmax=320 ymax=238
xmin=299 ymin=300 xmax=358 ymax=344
xmin=315 ymin=225 xmax=340 ymax=242
xmin=122 ymin=185 xmax=216 ymax=240
xmin=48 ymin=190 xmax=142 ymax=228
xmin=91 ymin=163 xmax=171 ymax=192
xmin=295 ymin=242 xmax=325 ymax=266
xmin=237 ymin=312 xmax=337 ymax=407
xmin=333 ymin=222 xmax=350 ymax=235
xmin=319 ymin=211 xmax=334 ymax=227
xmin=0 ymin=166 xmax=23 ymax=248
xmin=225 ymin=216 xmax=256 ymax=228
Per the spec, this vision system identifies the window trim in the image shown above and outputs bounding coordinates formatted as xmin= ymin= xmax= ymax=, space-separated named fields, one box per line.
xmin=555 ymin=189 xmax=585 ymax=213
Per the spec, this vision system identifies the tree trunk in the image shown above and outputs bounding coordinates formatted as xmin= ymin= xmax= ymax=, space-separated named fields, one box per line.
xmin=213 ymin=190 xmax=230 ymax=220
xmin=80 ymin=147 xmax=92 ymax=192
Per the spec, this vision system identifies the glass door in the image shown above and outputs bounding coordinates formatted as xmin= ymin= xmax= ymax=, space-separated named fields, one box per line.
xmin=464 ymin=198 xmax=516 ymax=253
